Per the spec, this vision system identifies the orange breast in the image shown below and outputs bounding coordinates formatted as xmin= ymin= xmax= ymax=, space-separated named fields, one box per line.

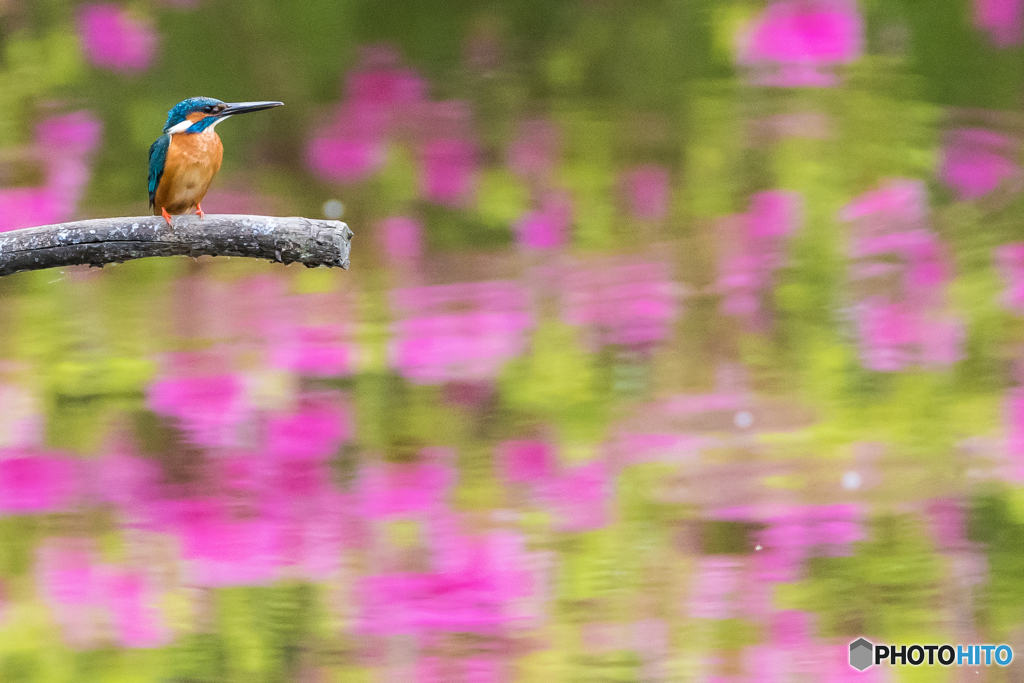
xmin=153 ymin=131 xmax=224 ymax=216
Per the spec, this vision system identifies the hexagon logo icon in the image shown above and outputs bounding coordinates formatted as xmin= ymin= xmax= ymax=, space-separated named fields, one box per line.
xmin=849 ymin=638 xmax=874 ymax=671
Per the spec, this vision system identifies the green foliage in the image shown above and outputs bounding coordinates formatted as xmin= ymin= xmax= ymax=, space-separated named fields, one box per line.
xmin=500 ymin=319 xmax=609 ymax=443
xmin=0 ymin=517 xmax=41 ymax=579
xmin=352 ymin=372 xmax=469 ymax=459
xmin=795 ymin=515 xmax=941 ymax=639
xmin=968 ymin=494 xmax=1024 ymax=638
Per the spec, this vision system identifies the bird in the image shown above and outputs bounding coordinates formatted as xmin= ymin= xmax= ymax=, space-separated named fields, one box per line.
xmin=148 ymin=97 xmax=283 ymax=225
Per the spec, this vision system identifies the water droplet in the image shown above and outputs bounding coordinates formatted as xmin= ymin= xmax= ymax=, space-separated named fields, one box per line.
xmin=842 ymin=471 xmax=862 ymax=490
xmin=323 ymin=199 xmax=344 ymax=219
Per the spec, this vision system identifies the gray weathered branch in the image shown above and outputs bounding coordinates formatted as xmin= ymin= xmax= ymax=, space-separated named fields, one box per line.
xmin=0 ymin=214 xmax=353 ymax=277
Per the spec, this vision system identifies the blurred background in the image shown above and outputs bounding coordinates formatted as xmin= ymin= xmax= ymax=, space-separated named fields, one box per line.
xmin=0 ymin=0 xmax=1023 ymax=680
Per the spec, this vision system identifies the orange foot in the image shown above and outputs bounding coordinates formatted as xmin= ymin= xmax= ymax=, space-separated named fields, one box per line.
xmin=161 ymin=207 xmax=173 ymax=226
xmin=196 ymin=203 xmax=205 ymax=219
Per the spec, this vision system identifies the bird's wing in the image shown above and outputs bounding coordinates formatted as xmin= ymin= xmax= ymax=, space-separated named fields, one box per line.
xmin=148 ymin=134 xmax=170 ymax=208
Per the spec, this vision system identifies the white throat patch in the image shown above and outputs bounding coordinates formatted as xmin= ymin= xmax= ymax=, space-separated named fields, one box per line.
xmin=167 ymin=115 xmax=232 ymax=135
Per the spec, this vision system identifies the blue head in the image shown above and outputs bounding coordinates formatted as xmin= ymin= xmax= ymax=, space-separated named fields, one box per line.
xmin=162 ymin=96 xmax=284 ymax=134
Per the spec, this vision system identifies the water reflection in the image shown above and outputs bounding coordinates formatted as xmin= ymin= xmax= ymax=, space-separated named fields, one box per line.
xmin=1 ymin=0 xmax=1024 ymax=681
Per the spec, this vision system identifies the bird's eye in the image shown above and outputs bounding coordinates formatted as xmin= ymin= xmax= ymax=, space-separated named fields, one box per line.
xmin=203 ymin=106 xmax=213 ymax=113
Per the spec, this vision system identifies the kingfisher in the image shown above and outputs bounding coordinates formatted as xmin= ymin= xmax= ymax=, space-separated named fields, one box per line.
xmin=149 ymin=97 xmax=283 ymax=225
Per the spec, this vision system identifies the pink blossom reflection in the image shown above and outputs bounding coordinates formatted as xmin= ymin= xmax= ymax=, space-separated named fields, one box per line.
xmin=0 ymin=454 xmax=80 ymax=514
xmin=270 ymin=325 xmax=355 ymax=377
xmin=356 ymin=527 xmax=535 ymax=637
xmin=0 ymin=112 xmax=102 ymax=232
xmin=77 ymin=4 xmax=158 ymax=74
xmin=939 ymin=129 xmax=1019 ymax=200
xmin=996 ymin=243 xmax=1024 ymax=313
xmin=147 ymin=373 xmax=249 ymax=448
xmin=306 ymin=104 xmax=388 ymax=184
xmin=563 ymin=258 xmax=679 ymax=348
xmin=417 ymin=101 xmax=478 ymax=207
xmin=508 ymin=119 xmax=560 ymax=183
xmin=36 ymin=540 xmax=168 ymax=648
xmin=380 ymin=216 xmax=425 ymax=264
xmin=841 ymin=180 xmax=964 ymax=371
xmin=497 ymin=440 xmax=556 ymax=485
xmin=1005 ymin=387 xmax=1024 ymax=481
xmin=266 ymin=398 xmax=350 ymax=461
xmin=307 ymin=45 xmax=426 ymax=184
xmin=737 ymin=0 xmax=863 ymax=87
xmin=688 ymin=556 xmax=743 ymax=619
xmin=621 ymin=164 xmax=670 ymax=221
xmin=718 ymin=191 xmax=801 ymax=325
xmin=974 ymin=0 xmax=1024 ymax=47
xmin=359 ymin=460 xmax=456 ymax=519
xmin=514 ymin=190 xmax=572 ymax=250
xmin=541 ymin=460 xmax=610 ymax=532
xmin=421 ymin=137 xmax=478 ymax=207
xmin=390 ymin=281 xmax=533 ymax=384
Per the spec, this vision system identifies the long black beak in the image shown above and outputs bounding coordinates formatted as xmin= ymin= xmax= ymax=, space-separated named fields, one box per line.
xmin=217 ymin=101 xmax=284 ymax=117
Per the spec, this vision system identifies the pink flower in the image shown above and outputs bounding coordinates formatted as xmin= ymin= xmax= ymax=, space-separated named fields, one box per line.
xmin=718 ymin=191 xmax=801 ymax=322
xmin=621 ymin=165 xmax=670 ymax=221
xmin=91 ymin=453 xmax=161 ymax=519
xmin=842 ymin=180 xmax=964 ymax=370
xmin=463 ymin=658 xmax=504 ymax=683
xmin=380 ymin=216 xmax=424 ymax=264
xmin=306 ymin=46 xmax=426 ymax=184
xmin=305 ymin=104 xmax=388 ymax=184
xmin=508 ymin=119 xmax=560 ymax=182
xmin=0 ymin=454 xmax=79 ymax=514
xmin=390 ymin=281 xmax=533 ymax=384
xmin=855 ymin=299 xmax=919 ymax=371
xmin=1005 ymin=388 xmax=1024 ymax=481
xmin=266 ymin=401 xmax=350 ymax=461
xmin=420 ymin=137 xmax=477 ymax=207
xmin=563 ymin=258 xmax=679 ymax=347
xmin=839 ymin=179 xmax=928 ymax=232
xmin=855 ymin=298 xmax=964 ymax=371
xmin=168 ymin=497 xmax=281 ymax=586
xmin=35 ymin=541 xmax=168 ymax=648
xmin=662 ymin=392 xmax=747 ymax=414
xmin=0 ymin=111 xmax=103 ymax=231
xmin=161 ymin=447 xmax=351 ymax=586
xmin=926 ymin=498 xmax=968 ymax=550
xmin=346 ymin=45 xmax=427 ymax=124
xmin=0 ymin=188 xmax=61 ymax=233
xmin=496 ymin=440 xmax=555 ymax=484
xmin=37 ymin=112 xmax=103 ymax=157
xmin=541 ymin=460 xmax=610 ymax=532
xmin=974 ymin=0 xmax=1024 ymax=47
xmin=359 ymin=461 xmax=456 ymax=519
xmin=356 ymin=529 xmax=534 ymax=636
xmin=687 ymin=556 xmax=743 ymax=619
xmin=771 ymin=610 xmax=814 ymax=647
xmin=105 ymin=569 xmax=169 ymax=648
xmin=939 ymin=128 xmax=1019 ymax=201
xmin=147 ymin=374 xmax=249 ymax=447
xmin=77 ymin=4 xmax=157 ymax=74
xmin=514 ymin=190 xmax=572 ymax=250
xmin=35 ymin=542 xmax=104 ymax=647
xmin=615 ymin=433 xmax=706 ymax=465
xmin=269 ymin=325 xmax=355 ymax=377
xmin=737 ymin=0 xmax=863 ymax=87
xmin=996 ymin=243 xmax=1024 ymax=312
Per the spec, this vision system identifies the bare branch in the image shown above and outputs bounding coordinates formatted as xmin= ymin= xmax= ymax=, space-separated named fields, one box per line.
xmin=0 ymin=214 xmax=353 ymax=277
